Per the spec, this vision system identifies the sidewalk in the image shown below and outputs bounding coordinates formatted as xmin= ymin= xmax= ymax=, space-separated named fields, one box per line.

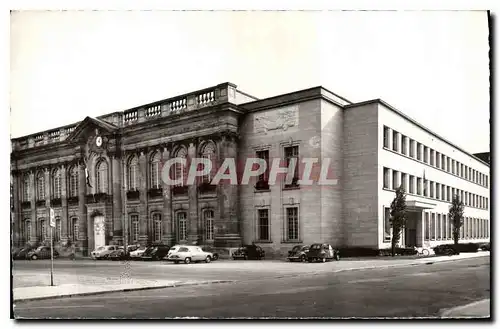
xmin=440 ymin=299 xmax=490 ymax=318
xmin=13 ymin=279 xmax=234 ymax=302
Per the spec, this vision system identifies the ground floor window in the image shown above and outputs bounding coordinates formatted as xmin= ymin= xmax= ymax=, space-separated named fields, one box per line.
xmin=384 ymin=207 xmax=391 ymax=242
xmin=39 ymin=219 xmax=46 ymax=241
xmin=153 ymin=213 xmax=161 ymax=242
xmin=204 ymin=210 xmax=214 ymax=241
xmin=177 ymin=212 xmax=187 ymax=241
xmin=55 ymin=217 xmax=61 ymax=242
xmin=131 ymin=214 xmax=139 ymax=242
xmin=430 ymin=214 xmax=435 ymax=240
xmin=71 ymin=218 xmax=78 ymax=241
xmin=437 ymin=214 xmax=441 ymax=240
xmin=286 ymin=207 xmax=299 ymax=241
xmin=24 ymin=219 xmax=31 ymax=242
xmin=257 ymin=209 xmax=269 ymax=241
xmin=424 ymin=212 xmax=429 ymax=240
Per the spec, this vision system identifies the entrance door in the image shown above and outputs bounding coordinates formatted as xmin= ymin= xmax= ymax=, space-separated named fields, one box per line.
xmin=94 ymin=216 xmax=106 ymax=248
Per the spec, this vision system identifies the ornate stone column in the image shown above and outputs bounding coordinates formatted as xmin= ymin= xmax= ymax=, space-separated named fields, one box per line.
xmin=187 ymin=140 xmax=199 ymax=244
xmin=111 ymin=153 xmax=123 ymax=244
xmin=60 ymin=164 xmax=68 ymax=242
xmin=78 ymin=160 xmax=88 ymax=254
xmin=161 ymin=144 xmax=173 ymax=244
xmin=29 ymin=170 xmax=37 ymax=243
xmin=11 ymin=170 xmax=20 ymax=246
xmin=214 ymin=131 xmax=241 ymax=248
xmin=138 ymin=149 xmax=148 ymax=243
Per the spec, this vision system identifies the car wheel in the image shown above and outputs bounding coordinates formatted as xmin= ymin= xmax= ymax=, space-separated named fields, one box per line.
xmin=31 ymin=255 xmax=37 ymax=260
xmin=184 ymin=257 xmax=191 ymax=264
xmin=300 ymin=255 xmax=306 ymax=262
xmin=213 ymin=254 xmax=219 ymax=261
xmin=205 ymin=256 xmax=212 ymax=263
xmin=322 ymin=257 xmax=326 ymax=263
xmin=335 ymin=254 xmax=340 ymax=261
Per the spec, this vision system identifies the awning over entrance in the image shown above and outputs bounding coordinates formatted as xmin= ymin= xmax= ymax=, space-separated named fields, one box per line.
xmin=406 ymin=199 xmax=436 ymax=211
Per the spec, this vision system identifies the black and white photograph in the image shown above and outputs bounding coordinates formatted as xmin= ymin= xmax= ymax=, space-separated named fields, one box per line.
xmin=8 ymin=3 xmax=492 ymax=320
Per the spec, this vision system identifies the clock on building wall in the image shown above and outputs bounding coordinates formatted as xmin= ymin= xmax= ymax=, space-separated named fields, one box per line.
xmin=96 ymin=136 xmax=103 ymax=147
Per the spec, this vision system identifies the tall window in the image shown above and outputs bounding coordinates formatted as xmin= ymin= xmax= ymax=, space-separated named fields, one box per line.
xmin=36 ymin=172 xmax=45 ymax=200
xmin=441 ymin=154 xmax=446 ymax=170
xmin=204 ymin=210 xmax=214 ymax=241
xmin=441 ymin=185 xmax=445 ymax=201
xmin=150 ymin=152 xmax=162 ymax=189
xmin=384 ymin=207 xmax=391 ymax=242
xmin=40 ymin=219 xmax=46 ymax=240
xmin=22 ymin=174 xmax=30 ymax=202
xmin=401 ymin=173 xmax=407 ymax=191
xmin=409 ymin=140 xmax=415 ymax=158
xmin=429 ymin=181 xmax=434 ymax=198
xmin=153 ymin=213 xmax=162 ymax=242
xmin=177 ymin=212 xmax=187 ymax=241
xmin=430 ymin=213 xmax=436 ymax=240
xmin=401 ymin=136 xmax=407 ymax=155
xmin=55 ymin=217 xmax=61 ymax=241
xmin=417 ymin=143 xmax=422 ymax=161
xmin=383 ymin=126 xmax=390 ymax=148
xmin=131 ymin=214 xmax=139 ymax=242
xmin=96 ymin=160 xmax=109 ymax=193
xmin=417 ymin=177 xmax=422 ymax=195
xmin=128 ymin=156 xmax=139 ymax=190
xmin=256 ymin=150 xmax=270 ymax=182
xmin=287 ymin=207 xmax=299 ymax=241
xmin=284 ymin=146 xmax=299 ymax=184
xmin=71 ymin=218 xmax=78 ymax=241
xmin=409 ymin=176 xmax=415 ymax=194
xmin=69 ymin=165 xmax=79 ymax=197
xmin=392 ymin=170 xmax=399 ymax=190
xmin=392 ymin=131 xmax=398 ymax=151
xmin=52 ymin=169 xmax=61 ymax=199
xmin=424 ymin=213 xmax=429 ymax=240
xmin=436 ymin=152 xmax=440 ymax=168
xmin=423 ymin=147 xmax=429 ymax=163
xmin=257 ymin=209 xmax=270 ymax=241
xmin=200 ymin=142 xmax=217 ymax=184
xmin=435 ymin=183 xmax=440 ymax=199
xmin=430 ymin=149 xmax=434 ymax=166
xmin=437 ymin=214 xmax=441 ymax=240
xmin=173 ymin=147 xmax=188 ymax=186
xmin=383 ymin=168 xmax=390 ymax=189
xmin=25 ymin=219 xmax=31 ymax=242
xmin=447 ymin=186 xmax=451 ymax=202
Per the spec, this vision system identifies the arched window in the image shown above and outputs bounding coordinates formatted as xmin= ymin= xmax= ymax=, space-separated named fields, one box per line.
xmin=52 ymin=169 xmax=61 ymax=199
xmin=153 ymin=213 xmax=162 ymax=242
xmin=96 ymin=160 xmax=109 ymax=193
xmin=36 ymin=172 xmax=45 ymax=200
xmin=24 ymin=219 xmax=31 ymax=242
xmin=69 ymin=165 xmax=79 ymax=197
xmin=200 ymin=142 xmax=216 ymax=183
xmin=177 ymin=212 xmax=187 ymax=241
xmin=128 ymin=156 xmax=139 ymax=190
xmin=150 ymin=152 xmax=162 ymax=189
xmin=204 ymin=210 xmax=214 ymax=241
xmin=130 ymin=214 xmax=139 ymax=242
xmin=55 ymin=217 xmax=61 ymax=241
xmin=173 ymin=147 xmax=187 ymax=186
xmin=22 ymin=173 xmax=30 ymax=202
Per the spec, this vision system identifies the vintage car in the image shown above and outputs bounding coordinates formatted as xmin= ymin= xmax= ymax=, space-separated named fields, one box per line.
xmin=91 ymin=245 xmax=122 ymax=260
xmin=108 ymin=248 xmax=129 ymax=261
xmin=306 ymin=243 xmax=340 ymax=262
xmin=27 ymin=246 xmax=59 ymax=260
xmin=287 ymin=245 xmax=310 ymax=262
xmin=141 ymin=244 xmax=171 ymax=261
xmin=13 ymin=246 xmax=34 ymax=260
xmin=201 ymin=246 xmax=219 ymax=261
xmin=166 ymin=245 xmax=214 ymax=264
xmin=129 ymin=245 xmax=147 ymax=259
xmin=232 ymin=244 xmax=265 ymax=260
xmin=433 ymin=244 xmax=460 ymax=256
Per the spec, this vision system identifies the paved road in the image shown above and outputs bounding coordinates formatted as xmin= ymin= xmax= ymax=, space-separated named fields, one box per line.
xmin=13 ymin=257 xmax=489 ymax=319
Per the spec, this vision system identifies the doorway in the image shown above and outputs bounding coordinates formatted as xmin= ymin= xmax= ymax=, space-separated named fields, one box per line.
xmin=94 ymin=215 xmax=106 ymax=248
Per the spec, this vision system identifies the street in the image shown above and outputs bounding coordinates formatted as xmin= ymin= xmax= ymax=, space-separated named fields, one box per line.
xmin=13 ymin=257 xmax=490 ymax=318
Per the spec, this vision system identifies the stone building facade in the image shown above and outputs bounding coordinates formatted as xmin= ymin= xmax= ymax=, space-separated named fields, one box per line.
xmin=10 ymin=82 xmax=490 ymax=257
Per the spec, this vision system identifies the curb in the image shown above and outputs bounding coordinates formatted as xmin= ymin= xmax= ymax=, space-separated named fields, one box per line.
xmin=13 ymin=280 xmax=234 ymax=303
xmin=440 ymin=299 xmax=490 ymax=317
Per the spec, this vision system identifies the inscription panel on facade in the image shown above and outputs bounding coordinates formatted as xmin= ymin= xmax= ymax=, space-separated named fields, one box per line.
xmin=253 ymin=105 xmax=299 ymax=134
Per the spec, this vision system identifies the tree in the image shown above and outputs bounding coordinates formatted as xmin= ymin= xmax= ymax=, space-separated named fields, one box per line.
xmin=449 ymin=194 xmax=465 ymax=246
xmin=390 ymin=187 xmax=407 ymax=257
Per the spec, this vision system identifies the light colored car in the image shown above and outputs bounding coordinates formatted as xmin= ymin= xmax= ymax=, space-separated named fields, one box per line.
xmin=166 ymin=245 xmax=213 ymax=264
xmin=91 ymin=245 xmax=122 ymax=260
xmin=129 ymin=246 xmax=147 ymax=259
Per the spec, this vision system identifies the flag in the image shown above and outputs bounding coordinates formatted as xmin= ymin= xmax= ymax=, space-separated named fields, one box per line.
xmin=85 ymin=166 xmax=92 ymax=188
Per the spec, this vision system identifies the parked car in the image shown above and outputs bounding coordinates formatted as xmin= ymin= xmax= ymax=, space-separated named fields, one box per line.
xmin=129 ymin=246 xmax=148 ymax=259
xmin=13 ymin=246 xmax=33 ymax=260
xmin=306 ymin=243 xmax=340 ymax=262
xmin=141 ymin=245 xmax=171 ymax=261
xmin=91 ymin=245 xmax=122 ymax=260
xmin=201 ymin=246 xmax=219 ymax=261
xmin=27 ymin=246 xmax=59 ymax=260
xmin=232 ymin=244 xmax=265 ymax=260
xmin=166 ymin=245 xmax=214 ymax=264
xmin=479 ymin=242 xmax=490 ymax=251
xmin=287 ymin=245 xmax=310 ymax=262
xmin=108 ymin=248 xmax=129 ymax=261
xmin=433 ymin=244 xmax=460 ymax=256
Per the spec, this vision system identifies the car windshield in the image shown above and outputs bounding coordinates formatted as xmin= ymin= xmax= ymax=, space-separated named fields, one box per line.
xmin=36 ymin=246 xmax=45 ymax=251
xmin=292 ymin=246 xmax=303 ymax=252
xmin=107 ymin=247 xmax=114 ymax=250
xmin=97 ymin=246 xmax=105 ymax=251
xmin=310 ymin=244 xmax=321 ymax=250
xmin=138 ymin=246 xmax=146 ymax=251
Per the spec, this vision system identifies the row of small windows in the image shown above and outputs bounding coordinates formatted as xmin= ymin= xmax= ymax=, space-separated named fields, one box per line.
xmin=256 ymin=207 xmax=299 ymax=242
xmin=383 ymin=167 xmax=489 ymax=210
xmin=21 ymin=217 xmax=79 ymax=243
xmin=383 ymin=126 xmax=489 ymax=188
xmin=21 ymin=166 xmax=80 ymax=202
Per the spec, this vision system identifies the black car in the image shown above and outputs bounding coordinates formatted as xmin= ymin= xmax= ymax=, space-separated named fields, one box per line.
xmin=13 ymin=247 xmax=33 ymax=260
xmin=287 ymin=245 xmax=310 ymax=262
xmin=108 ymin=249 xmax=129 ymax=261
xmin=306 ymin=243 xmax=340 ymax=262
xmin=479 ymin=242 xmax=490 ymax=251
xmin=232 ymin=244 xmax=265 ymax=260
xmin=141 ymin=245 xmax=171 ymax=261
xmin=27 ymin=246 xmax=59 ymax=260
xmin=433 ymin=244 xmax=460 ymax=256
xmin=201 ymin=246 xmax=219 ymax=261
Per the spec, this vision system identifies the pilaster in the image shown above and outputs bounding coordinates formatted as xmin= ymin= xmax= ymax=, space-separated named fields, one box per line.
xmin=187 ymin=141 xmax=199 ymax=244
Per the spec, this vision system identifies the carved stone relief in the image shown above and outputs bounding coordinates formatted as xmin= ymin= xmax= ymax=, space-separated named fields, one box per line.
xmin=254 ymin=105 xmax=299 ymax=134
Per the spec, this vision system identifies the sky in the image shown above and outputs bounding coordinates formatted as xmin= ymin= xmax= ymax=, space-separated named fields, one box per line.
xmin=10 ymin=10 xmax=490 ymax=153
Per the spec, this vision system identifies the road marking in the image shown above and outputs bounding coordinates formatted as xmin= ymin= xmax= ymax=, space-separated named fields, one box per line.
xmin=14 ymin=305 xmax=105 ymax=310
xmin=347 ymin=278 xmax=388 ymax=284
